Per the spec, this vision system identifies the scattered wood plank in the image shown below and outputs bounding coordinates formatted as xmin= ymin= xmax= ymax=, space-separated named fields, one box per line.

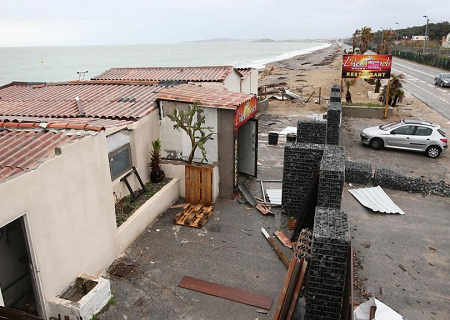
xmin=173 ymin=204 xmax=214 ymax=228
xmin=286 ymin=259 xmax=308 ymax=320
xmin=169 ymin=203 xmax=187 ymax=209
xmin=272 ymin=255 xmax=298 ymax=320
xmin=261 ymin=228 xmax=290 ymax=268
xmin=178 ymin=276 xmax=273 ymax=310
xmin=0 ymin=306 xmax=43 ymax=320
xmin=370 ymin=306 xmax=377 ymax=320
xmin=275 ymin=231 xmax=292 ymax=248
xmin=256 ymin=203 xmax=272 ymax=215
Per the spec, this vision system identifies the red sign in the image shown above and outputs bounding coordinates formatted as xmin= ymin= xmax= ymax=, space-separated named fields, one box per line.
xmin=234 ymin=96 xmax=257 ymax=129
xmin=342 ymin=54 xmax=392 ymax=79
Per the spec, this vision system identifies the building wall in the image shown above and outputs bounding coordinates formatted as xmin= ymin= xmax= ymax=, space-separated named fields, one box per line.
xmin=0 ymin=133 xmax=118 ymax=309
xmin=217 ymin=109 xmax=235 ymax=199
xmin=160 ymin=101 xmax=218 ymax=164
xmin=111 ymin=111 xmax=160 ymax=199
xmin=240 ymin=70 xmax=259 ymax=95
xmin=223 ymin=69 xmax=242 ymax=93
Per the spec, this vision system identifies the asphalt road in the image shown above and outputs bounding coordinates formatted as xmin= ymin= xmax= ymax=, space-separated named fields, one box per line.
xmin=392 ymin=57 xmax=450 ymax=120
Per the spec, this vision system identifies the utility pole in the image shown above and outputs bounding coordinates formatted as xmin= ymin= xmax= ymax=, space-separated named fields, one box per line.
xmin=423 ymin=15 xmax=429 ymax=54
xmin=395 ymin=22 xmax=400 ymax=55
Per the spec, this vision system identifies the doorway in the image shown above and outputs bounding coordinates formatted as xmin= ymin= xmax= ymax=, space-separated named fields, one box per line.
xmin=0 ymin=217 xmax=39 ymax=316
xmin=238 ymin=118 xmax=258 ymax=177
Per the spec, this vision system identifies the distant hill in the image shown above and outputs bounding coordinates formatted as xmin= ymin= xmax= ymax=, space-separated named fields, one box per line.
xmin=185 ymin=38 xmax=242 ymax=43
xmin=251 ymin=38 xmax=276 ymax=43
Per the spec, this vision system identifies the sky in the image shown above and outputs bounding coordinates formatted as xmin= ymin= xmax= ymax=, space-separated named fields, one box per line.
xmin=1 ymin=0 xmax=450 ymax=47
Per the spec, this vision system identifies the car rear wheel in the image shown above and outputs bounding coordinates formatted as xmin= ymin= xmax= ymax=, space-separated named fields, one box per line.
xmin=426 ymin=146 xmax=441 ymax=158
xmin=435 ymin=79 xmax=438 ymax=85
xmin=369 ymin=138 xmax=383 ymax=150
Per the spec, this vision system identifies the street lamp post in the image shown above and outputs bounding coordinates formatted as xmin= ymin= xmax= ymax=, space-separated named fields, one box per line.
xmin=395 ymin=22 xmax=399 ymax=55
xmin=423 ymin=15 xmax=429 ymax=54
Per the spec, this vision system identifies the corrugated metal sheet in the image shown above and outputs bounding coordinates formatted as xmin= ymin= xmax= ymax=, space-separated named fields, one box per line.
xmin=0 ymin=83 xmax=163 ymax=120
xmin=0 ymin=130 xmax=81 ymax=181
xmin=93 ymin=66 xmax=234 ymax=82
xmin=266 ymin=189 xmax=282 ymax=205
xmin=157 ymin=84 xmax=255 ymax=110
xmin=348 ymin=186 xmax=405 ymax=215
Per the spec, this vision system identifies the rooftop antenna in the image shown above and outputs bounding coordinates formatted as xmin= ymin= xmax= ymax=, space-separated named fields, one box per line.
xmin=77 ymin=71 xmax=88 ymax=81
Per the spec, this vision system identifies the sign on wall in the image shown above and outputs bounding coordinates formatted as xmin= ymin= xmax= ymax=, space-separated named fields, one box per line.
xmin=234 ymin=96 xmax=257 ymax=129
xmin=342 ymin=54 xmax=392 ymax=79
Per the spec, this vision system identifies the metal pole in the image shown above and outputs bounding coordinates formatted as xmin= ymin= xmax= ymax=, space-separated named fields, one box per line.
xmin=395 ymin=22 xmax=399 ymax=55
xmin=423 ymin=16 xmax=429 ymax=54
xmin=384 ymin=80 xmax=390 ymax=119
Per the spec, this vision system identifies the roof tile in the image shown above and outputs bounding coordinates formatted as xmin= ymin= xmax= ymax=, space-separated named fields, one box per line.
xmin=93 ymin=66 xmax=234 ymax=83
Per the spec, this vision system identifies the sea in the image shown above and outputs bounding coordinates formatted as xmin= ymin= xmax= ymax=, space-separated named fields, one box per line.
xmin=0 ymin=42 xmax=330 ymax=86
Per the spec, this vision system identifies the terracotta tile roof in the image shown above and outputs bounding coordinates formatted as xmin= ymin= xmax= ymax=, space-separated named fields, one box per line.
xmin=0 ymin=116 xmax=133 ymax=131
xmin=156 ymin=84 xmax=255 ymax=110
xmin=93 ymin=66 xmax=234 ymax=83
xmin=0 ymin=129 xmax=81 ymax=181
xmin=236 ymin=68 xmax=253 ymax=78
xmin=0 ymin=82 xmax=163 ymax=120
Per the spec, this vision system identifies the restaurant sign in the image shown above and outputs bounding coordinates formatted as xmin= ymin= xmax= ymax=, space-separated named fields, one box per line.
xmin=234 ymin=96 xmax=257 ymax=129
xmin=342 ymin=54 xmax=392 ymax=79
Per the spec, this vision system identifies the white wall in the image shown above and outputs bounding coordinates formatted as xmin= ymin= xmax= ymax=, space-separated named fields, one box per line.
xmin=0 ymin=133 xmax=118 ymax=312
xmin=223 ymin=69 xmax=241 ymax=93
xmin=160 ymin=101 xmax=219 ymax=164
xmin=111 ymin=111 xmax=160 ymax=199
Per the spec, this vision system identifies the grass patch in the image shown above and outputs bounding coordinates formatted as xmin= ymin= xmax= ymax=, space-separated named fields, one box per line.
xmin=115 ymin=178 xmax=171 ymax=226
xmin=342 ymin=102 xmax=384 ymax=108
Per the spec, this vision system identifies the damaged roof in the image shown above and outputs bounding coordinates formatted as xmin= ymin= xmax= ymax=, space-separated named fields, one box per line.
xmin=157 ymin=84 xmax=255 ymax=110
xmin=93 ymin=66 xmax=234 ymax=83
xmin=235 ymin=68 xmax=253 ymax=78
xmin=0 ymin=82 xmax=163 ymax=120
xmin=0 ymin=129 xmax=81 ymax=181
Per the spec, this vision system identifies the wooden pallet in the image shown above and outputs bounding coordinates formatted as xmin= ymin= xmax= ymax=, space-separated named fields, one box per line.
xmin=173 ymin=203 xmax=214 ymax=228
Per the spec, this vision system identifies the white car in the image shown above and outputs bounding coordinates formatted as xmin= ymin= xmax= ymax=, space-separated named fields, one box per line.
xmin=360 ymin=119 xmax=448 ymax=158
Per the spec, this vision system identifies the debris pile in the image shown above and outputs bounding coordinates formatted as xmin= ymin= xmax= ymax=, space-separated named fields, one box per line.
xmin=373 ymin=168 xmax=450 ymax=197
xmin=345 ymin=161 xmax=372 ymax=185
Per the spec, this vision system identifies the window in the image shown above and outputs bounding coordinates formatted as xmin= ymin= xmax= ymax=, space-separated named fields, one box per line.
xmin=109 ymin=144 xmax=132 ymax=180
xmin=391 ymin=125 xmax=415 ymax=135
xmin=107 ymin=131 xmax=132 ymax=180
xmin=414 ymin=126 xmax=433 ymax=136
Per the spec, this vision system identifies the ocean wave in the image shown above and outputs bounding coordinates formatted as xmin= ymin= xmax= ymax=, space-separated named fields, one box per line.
xmin=234 ymin=43 xmax=332 ymax=69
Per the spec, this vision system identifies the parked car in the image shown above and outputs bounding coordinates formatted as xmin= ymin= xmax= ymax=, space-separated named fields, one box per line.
xmin=360 ymin=119 xmax=447 ymax=158
xmin=434 ymin=73 xmax=450 ymax=87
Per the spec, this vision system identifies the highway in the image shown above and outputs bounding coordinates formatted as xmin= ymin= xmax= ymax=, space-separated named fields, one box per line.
xmin=392 ymin=58 xmax=450 ymax=120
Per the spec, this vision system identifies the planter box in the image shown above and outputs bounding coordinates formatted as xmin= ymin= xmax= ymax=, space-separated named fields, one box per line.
xmin=342 ymin=105 xmax=392 ymax=119
xmin=161 ymin=160 xmax=219 ymax=203
xmin=116 ymin=178 xmax=180 ymax=252
xmin=48 ymin=274 xmax=110 ymax=320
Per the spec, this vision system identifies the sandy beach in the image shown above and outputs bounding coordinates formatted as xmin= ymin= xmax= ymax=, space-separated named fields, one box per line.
xmin=258 ymin=44 xmax=450 ymax=132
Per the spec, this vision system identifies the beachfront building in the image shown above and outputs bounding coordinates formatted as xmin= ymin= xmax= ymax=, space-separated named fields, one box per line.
xmin=0 ymin=79 xmax=257 ymax=318
xmin=93 ymin=65 xmax=258 ymax=95
xmin=0 ymin=81 xmax=180 ymax=319
xmin=157 ymin=84 xmax=258 ymax=199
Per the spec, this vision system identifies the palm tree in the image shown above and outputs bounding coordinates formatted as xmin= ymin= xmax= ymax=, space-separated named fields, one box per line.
xmin=379 ymin=73 xmax=405 ymax=106
xmin=375 ymin=29 xmax=396 ymax=93
xmin=345 ymin=79 xmax=356 ymax=103
xmin=359 ymin=27 xmax=374 ymax=54
xmin=352 ymin=29 xmax=361 ymax=53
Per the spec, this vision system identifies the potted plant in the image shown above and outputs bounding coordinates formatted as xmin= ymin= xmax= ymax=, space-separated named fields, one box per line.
xmin=149 ymin=139 xmax=165 ymax=183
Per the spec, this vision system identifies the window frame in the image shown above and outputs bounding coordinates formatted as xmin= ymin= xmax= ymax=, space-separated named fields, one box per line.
xmin=391 ymin=125 xmax=416 ymax=135
xmin=413 ymin=126 xmax=433 ymax=137
xmin=108 ymin=143 xmax=133 ymax=180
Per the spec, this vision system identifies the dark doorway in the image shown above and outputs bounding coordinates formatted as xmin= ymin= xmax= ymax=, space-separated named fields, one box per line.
xmin=238 ymin=118 xmax=258 ymax=177
xmin=0 ymin=217 xmax=38 ymax=316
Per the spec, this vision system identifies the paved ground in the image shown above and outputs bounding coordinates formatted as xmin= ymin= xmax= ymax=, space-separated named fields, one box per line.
xmin=99 ymin=113 xmax=450 ymax=320
xmin=392 ymin=58 xmax=450 ymax=121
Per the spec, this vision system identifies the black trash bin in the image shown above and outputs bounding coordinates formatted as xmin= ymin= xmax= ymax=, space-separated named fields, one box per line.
xmin=286 ymin=133 xmax=297 ymax=143
xmin=268 ymin=132 xmax=279 ymax=145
